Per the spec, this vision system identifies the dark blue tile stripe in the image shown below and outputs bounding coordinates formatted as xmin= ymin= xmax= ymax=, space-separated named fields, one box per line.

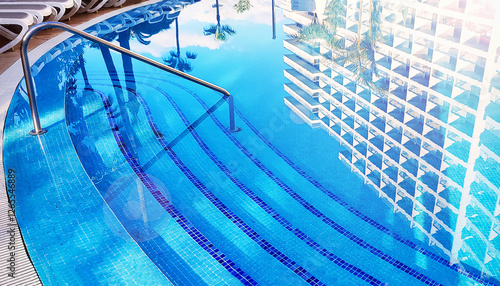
xmin=87 ymin=68 xmax=489 ymax=285
xmin=127 ymin=87 xmax=326 ymax=286
xmin=92 ymin=74 xmax=489 ymax=285
xmin=156 ymin=81 xmax=442 ymax=286
xmin=130 ymin=85 xmax=384 ymax=285
xmin=231 ymin=110 xmax=491 ymax=285
xmin=90 ymin=88 xmax=256 ymax=286
xmin=161 ymin=77 xmax=490 ymax=284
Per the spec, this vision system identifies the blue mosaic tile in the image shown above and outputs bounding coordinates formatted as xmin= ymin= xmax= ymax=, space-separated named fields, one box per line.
xmin=92 ymin=87 xmax=257 ymax=285
xmin=157 ymin=81 xmax=443 ymax=286
xmin=92 ymin=84 xmax=335 ymax=285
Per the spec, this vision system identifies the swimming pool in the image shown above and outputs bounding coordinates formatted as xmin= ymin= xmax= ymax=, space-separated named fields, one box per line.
xmin=3 ymin=0 xmax=500 ymax=285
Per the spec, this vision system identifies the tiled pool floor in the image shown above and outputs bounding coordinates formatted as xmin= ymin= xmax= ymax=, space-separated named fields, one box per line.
xmin=0 ymin=1 xmax=161 ymax=284
xmin=2 ymin=0 xmax=500 ymax=284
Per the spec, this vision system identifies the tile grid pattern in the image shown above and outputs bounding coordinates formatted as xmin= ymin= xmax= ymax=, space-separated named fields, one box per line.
xmin=0 ymin=1 xmax=169 ymax=283
xmin=233 ymin=110 xmax=491 ymax=286
xmin=94 ymin=87 xmax=257 ymax=286
xmin=125 ymin=86 xmax=325 ymax=286
xmin=0 ymin=176 xmax=41 ymax=285
xmin=132 ymin=83 xmax=383 ymax=285
xmin=162 ymin=80 xmax=442 ymax=286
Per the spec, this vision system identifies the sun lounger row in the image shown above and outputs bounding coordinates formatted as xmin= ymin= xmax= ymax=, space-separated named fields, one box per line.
xmin=0 ymin=0 xmax=132 ymax=54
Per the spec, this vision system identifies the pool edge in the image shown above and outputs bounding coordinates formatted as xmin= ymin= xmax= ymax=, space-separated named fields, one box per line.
xmin=0 ymin=0 xmax=164 ymax=283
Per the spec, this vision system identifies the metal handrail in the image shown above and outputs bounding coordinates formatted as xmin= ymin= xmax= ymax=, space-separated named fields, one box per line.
xmin=20 ymin=21 xmax=240 ymax=135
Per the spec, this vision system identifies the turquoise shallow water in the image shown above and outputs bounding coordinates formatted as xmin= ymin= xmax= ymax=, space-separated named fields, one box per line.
xmin=3 ymin=0 xmax=500 ymax=285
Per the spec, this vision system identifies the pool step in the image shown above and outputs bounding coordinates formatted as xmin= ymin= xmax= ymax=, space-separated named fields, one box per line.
xmin=67 ymin=83 xmax=253 ymax=285
xmin=157 ymin=80 xmax=480 ymax=286
xmin=69 ymin=71 xmax=481 ymax=285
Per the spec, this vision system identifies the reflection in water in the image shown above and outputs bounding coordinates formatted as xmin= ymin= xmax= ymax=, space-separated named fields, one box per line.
xmin=64 ymin=2 xmax=182 ymax=183
xmin=100 ymin=45 xmax=143 ymax=162
xmin=87 ymin=3 xmax=179 ymax=164
xmin=273 ymin=0 xmax=277 ymax=39
xmin=204 ymin=0 xmax=237 ymax=41
xmin=279 ymin=0 xmax=500 ymax=280
xmin=163 ymin=18 xmax=198 ymax=72
xmin=66 ymin=56 xmax=107 ymax=181
xmin=234 ymin=0 xmax=252 ymax=13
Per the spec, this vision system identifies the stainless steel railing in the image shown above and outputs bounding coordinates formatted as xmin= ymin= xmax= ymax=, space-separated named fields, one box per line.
xmin=20 ymin=21 xmax=240 ymax=135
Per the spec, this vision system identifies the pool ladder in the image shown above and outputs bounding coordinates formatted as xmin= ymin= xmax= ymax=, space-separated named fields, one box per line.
xmin=20 ymin=22 xmax=241 ymax=136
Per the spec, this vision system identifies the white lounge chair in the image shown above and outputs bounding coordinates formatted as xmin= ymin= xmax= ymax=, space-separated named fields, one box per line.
xmin=0 ymin=3 xmax=59 ymax=22
xmin=78 ymin=0 xmax=108 ymax=14
xmin=0 ymin=0 xmax=76 ymax=21
xmin=0 ymin=11 xmax=36 ymax=54
xmin=103 ymin=0 xmax=119 ymax=8
xmin=112 ymin=0 xmax=126 ymax=7
xmin=61 ymin=0 xmax=81 ymax=21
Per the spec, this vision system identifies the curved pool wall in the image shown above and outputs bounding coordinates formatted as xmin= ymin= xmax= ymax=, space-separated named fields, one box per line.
xmin=2 ymin=0 xmax=500 ymax=285
xmin=0 ymin=1 xmax=170 ymax=284
xmin=0 ymin=1 xmax=177 ymax=284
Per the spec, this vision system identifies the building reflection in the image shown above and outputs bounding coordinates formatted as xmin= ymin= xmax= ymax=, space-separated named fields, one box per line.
xmin=278 ymin=0 xmax=500 ymax=279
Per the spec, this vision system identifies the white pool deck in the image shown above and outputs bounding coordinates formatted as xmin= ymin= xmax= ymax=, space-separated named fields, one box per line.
xmin=0 ymin=1 xmax=162 ymax=283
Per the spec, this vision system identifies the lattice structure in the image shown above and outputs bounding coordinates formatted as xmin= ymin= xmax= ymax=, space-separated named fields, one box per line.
xmin=280 ymin=0 xmax=500 ymax=278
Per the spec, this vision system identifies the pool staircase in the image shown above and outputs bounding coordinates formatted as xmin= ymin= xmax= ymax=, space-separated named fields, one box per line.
xmin=7 ymin=18 xmax=500 ymax=286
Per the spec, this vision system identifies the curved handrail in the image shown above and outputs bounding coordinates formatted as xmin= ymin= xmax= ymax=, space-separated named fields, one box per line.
xmin=20 ymin=21 xmax=239 ymax=135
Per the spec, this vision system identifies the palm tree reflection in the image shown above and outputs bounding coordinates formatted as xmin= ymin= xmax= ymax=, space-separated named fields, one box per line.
xmin=348 ymin=0 xmax=382 ymax=85
xmin=299 ymin=0 xmax=383 ymax=91
xmin=234 ymin=0 xmax=252 ymax=14
xmin=131 ymin=15 xmax=175 ymax=45
xmin=204 ymin=0 xmax=236 ymax=42
xmin=93 ymin=14 xmax=177 ymax=162
xmin=66 ymin=54 xmax=107 ymax=181
xmin=163 ymin=18 xmax=197 ymax=72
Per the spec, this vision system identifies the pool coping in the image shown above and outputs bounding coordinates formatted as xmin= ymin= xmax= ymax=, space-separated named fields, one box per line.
xmin=0 ymin=0 xmax=163 ymax=283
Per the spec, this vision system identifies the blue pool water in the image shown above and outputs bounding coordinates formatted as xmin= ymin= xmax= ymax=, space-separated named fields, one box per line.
xmin=4 ymin=0 xmax=500 ymax=285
